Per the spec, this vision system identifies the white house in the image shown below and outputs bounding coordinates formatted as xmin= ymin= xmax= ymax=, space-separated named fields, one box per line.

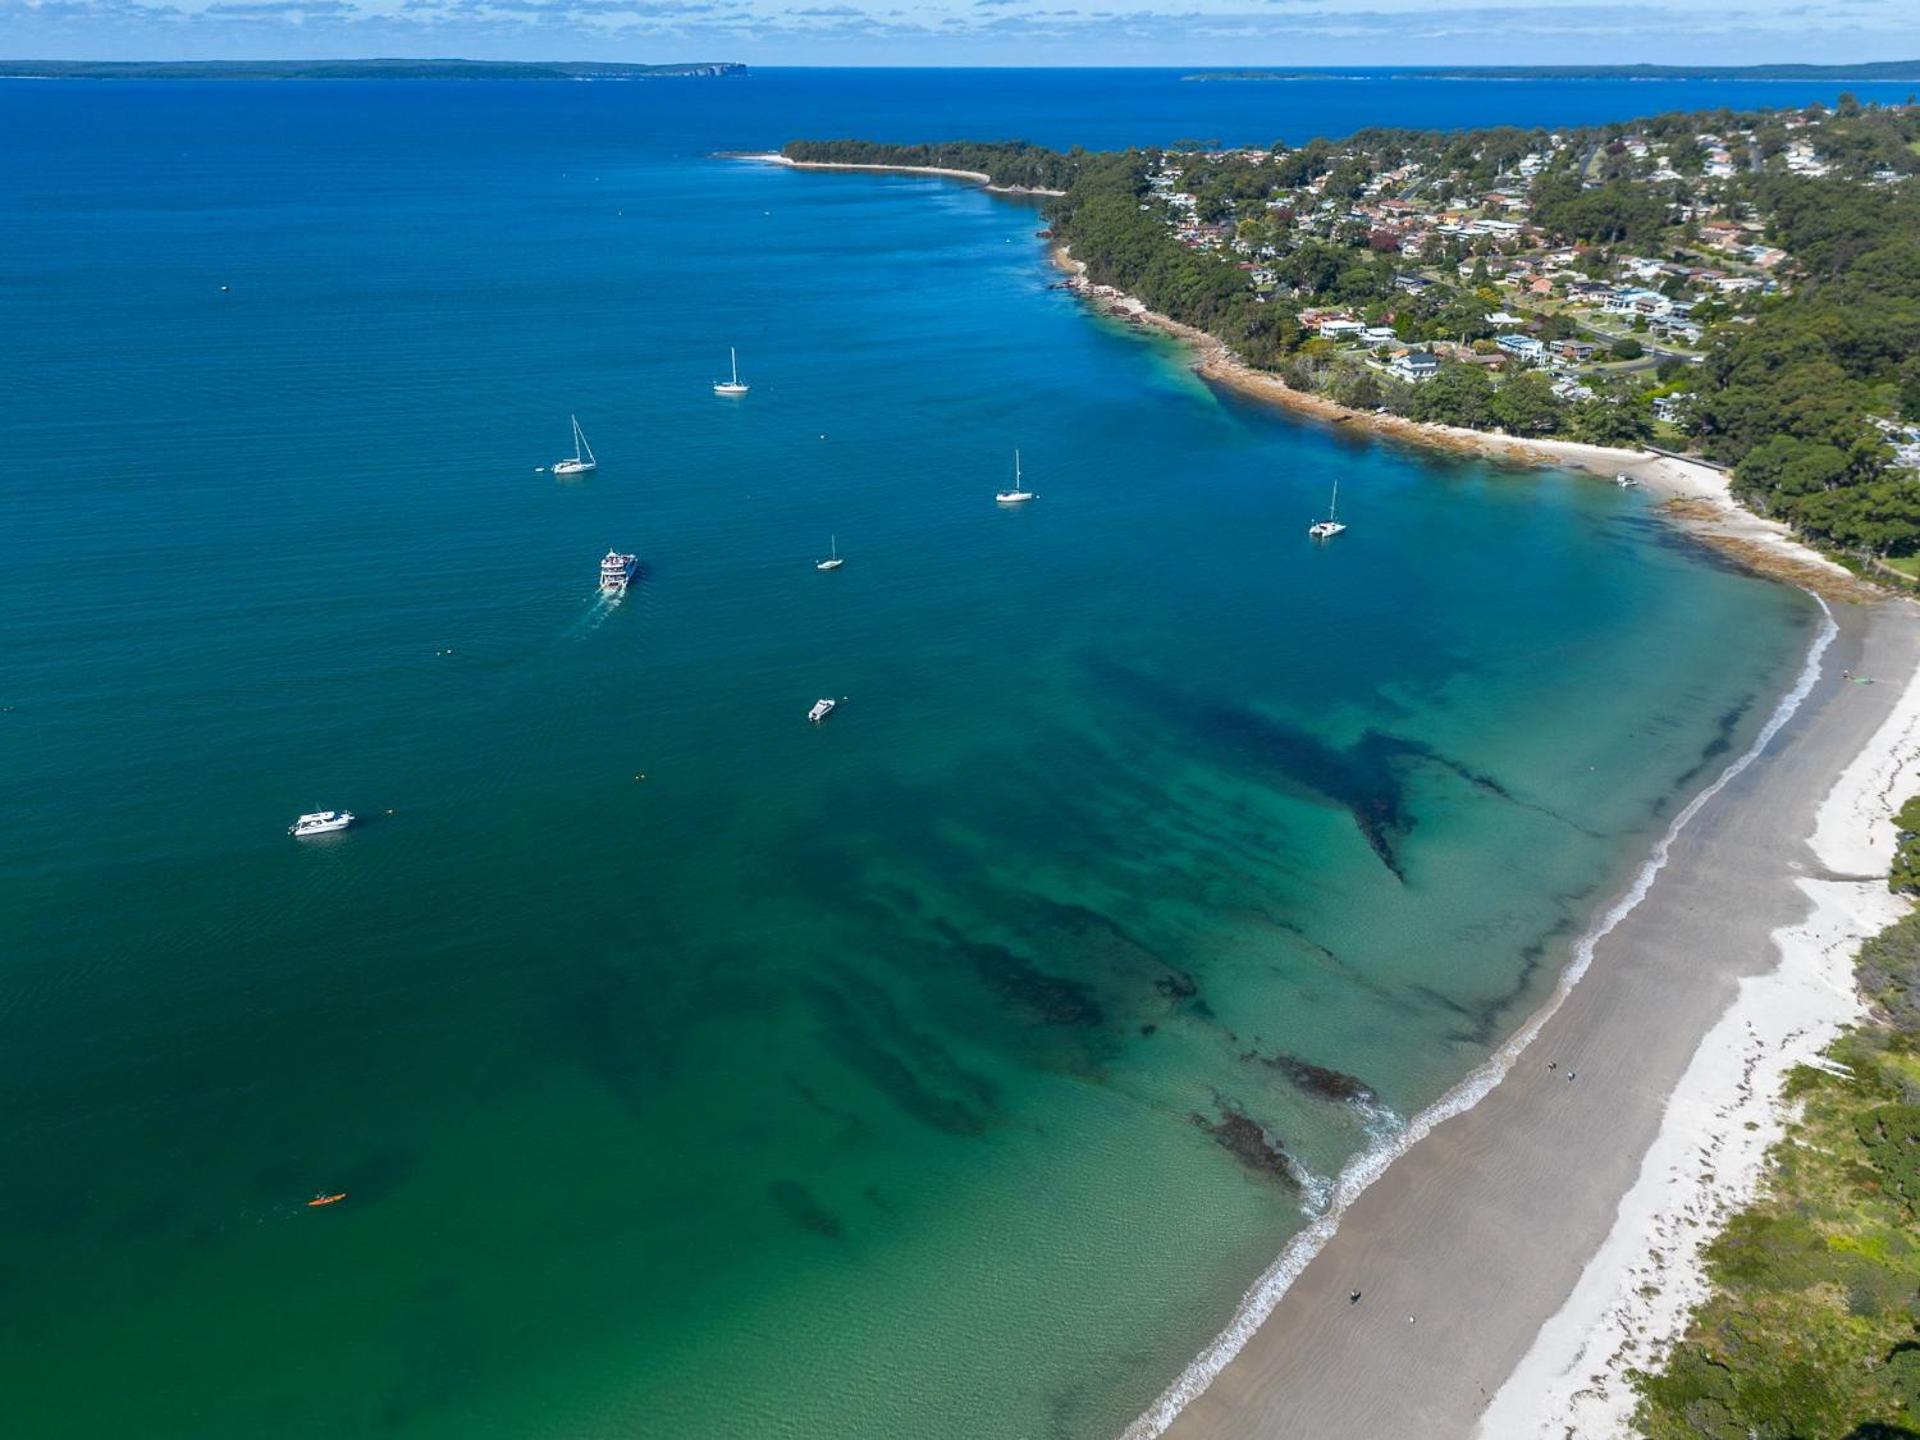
xmin=1496 ymin=334 xmax=1547 ymax=362
xmin=1390 ymin=351 xmax=1441 ymax=384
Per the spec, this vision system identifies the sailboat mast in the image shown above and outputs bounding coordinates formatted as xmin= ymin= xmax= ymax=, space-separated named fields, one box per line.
xmin=1329 ymin=478 xmax=1338 ymax=522
xmin=730 ymin=347 xmax=739 ymax=386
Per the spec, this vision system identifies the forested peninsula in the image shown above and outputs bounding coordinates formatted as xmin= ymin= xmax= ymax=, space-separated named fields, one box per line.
xmin=782 ymin=100 xmax=1920 ymax=571
xmin=0 ymin=60 xmax=744 ymax=80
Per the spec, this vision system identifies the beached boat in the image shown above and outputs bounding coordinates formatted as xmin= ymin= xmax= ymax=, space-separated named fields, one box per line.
xmin=290 ymin=810 xmax=353 ymax=837
xmin=815 ymin=536 xmax=843 ymax=572
xmin=553 ymin=415 xmax=597 ymax=476
xmin=1309 ymin=478 xmax=1347 ymax=540
xmin=808 ymin=698 xmax=837 ymax=723
xmin=713 ymin=347 xmax=750 ymax=397
xmin=600 ymin=551 xmax=638 ymax=594
xmin=995 ymin=450 xmax=1035 ymax=505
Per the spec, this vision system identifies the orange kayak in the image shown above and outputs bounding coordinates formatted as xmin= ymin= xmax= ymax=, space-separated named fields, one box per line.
xmin=307 ymin=1193 xmax=347 ymax=1208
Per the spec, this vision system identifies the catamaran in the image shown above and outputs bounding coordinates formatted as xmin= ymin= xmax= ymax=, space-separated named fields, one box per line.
xmin=1308 ymin=478 xmax=1347 ymax=540
xmin=995 ymin=450 xmax=1035 ymax=505
xmin=553 ymin=415 xmax=597 ymax=477
xmin=600 ymin=551 xmax=638 ymax=594
xmin=290 ymin=810 xmax=353 ymax=837
xmin=713 ymin=348 xmax=750 ymax=397
xmin=815 ymin=536 xmax=844 ymax=572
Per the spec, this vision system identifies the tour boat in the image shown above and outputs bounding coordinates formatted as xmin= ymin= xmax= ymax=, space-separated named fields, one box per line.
xmin=815 ymin=536 xmax=844 ymax=572
xmin=713 ymin=347 xmax=750 ymax=397
xmin=808 ymin=698 xmax=837 ymax=723
xmin=995 ymin=450 xmax=1035 ymax=505
xmin=1308 ymin=478 xmax=1347 ymax=540
xmin=553 ymin=415 xmax=597 ymax=477
xmin=290 ymin=810 xmax=353 ymax=837
xmin=600 ymin=551 xmax=638 ymax=594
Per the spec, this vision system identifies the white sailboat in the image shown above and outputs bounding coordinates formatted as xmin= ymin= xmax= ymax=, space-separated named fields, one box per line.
xmin=815 ymin=535 xmax=844 ymax=571
xmin=713 ymin=347 xmax=750 ymax=397
xmin=553 ymin=415 xmax=597 ymax=477
xmin=1308 ymin=478 xmax=1347 ymax=539
xmin=995 ymin=450 xmax=1035 ymax=505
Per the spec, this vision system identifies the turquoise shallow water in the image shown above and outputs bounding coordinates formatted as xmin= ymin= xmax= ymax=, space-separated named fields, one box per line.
xmin=0 ymin=75 xmax=1819 ymax=1438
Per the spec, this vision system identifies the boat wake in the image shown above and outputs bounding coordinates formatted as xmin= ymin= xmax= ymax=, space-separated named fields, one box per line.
xmin=1119 ymin=596 xmax=1838 ymax=1440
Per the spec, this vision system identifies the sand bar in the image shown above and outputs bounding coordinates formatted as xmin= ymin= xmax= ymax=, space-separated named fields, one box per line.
xmin=737 ymin=151 xmax=1066 ymax=196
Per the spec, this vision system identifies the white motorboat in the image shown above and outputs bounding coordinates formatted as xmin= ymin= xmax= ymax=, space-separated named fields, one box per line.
xmin=553 ymin=415 xmax=597 ymax=477
xmin=815 ymin=535 xmax=844 ymax=572
xmin=808 ymin=697 xmax=837 ymax=723
xmin=713 ymin=347 xmax=750 ymax=397
xmin=995 ymin=450 xmax=1035 ymax=505
xmin=290 ymin=810 xmax=353 ymax=837
xmin=1308 ymin=477 xmax=1347 ymax=539
xmin=1615 ymin=472 xmax=1639 ymax=488
xmin=600 ymin=550 xmax=638 ymax=594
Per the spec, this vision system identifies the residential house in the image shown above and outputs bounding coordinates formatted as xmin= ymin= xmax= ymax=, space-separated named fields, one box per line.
xmin=1389 ymin=351 xmax=1441 ymax=384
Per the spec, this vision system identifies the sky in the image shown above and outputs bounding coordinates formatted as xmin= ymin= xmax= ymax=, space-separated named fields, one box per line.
xmin=2 ymin=0 xmax=1917 ymax=67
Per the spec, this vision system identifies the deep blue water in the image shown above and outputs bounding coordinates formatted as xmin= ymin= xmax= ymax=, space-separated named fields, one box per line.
xmin=0 ymin=70 xmax=1821 ymax=1439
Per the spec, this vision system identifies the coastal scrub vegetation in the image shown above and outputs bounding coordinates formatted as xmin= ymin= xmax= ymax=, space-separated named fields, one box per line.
xmin=788 ymin=100 xmax=1920 ymax=566
xmin=1631 ymin=823 xmax=1920 ymax=1439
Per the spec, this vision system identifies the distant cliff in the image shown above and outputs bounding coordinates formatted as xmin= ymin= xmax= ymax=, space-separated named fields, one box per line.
xmin=0 ymin=59 xmax=746 ymax=80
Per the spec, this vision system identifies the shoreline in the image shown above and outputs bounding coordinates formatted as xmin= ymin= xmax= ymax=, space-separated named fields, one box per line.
xmin=1481 ymin=624 xmax=1920 ymax=1436
xmin=1147 ymin=594 xmax=1920 ymax=1440
xmin=1049 ymin=243 xmax=1876 ymax=604
xmin=736 ymin=151 xmax=1066 ymax=197
xmin=1039 ymin=236 xmax=1920 ymax=1440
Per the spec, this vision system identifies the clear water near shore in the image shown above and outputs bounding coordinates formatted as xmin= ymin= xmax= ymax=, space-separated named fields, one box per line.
xmin=0 ymin=73 xmax=1824 ymax=1439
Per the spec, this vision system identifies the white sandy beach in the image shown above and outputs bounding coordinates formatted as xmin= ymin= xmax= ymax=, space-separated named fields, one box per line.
xmin=1145 ymin=595 xmax=1920 ymax=1440
xmin=739 ymin=151 xmax=1066 ymax=196
xmin=1481 ymin=643 xmax=1920 ymax=1437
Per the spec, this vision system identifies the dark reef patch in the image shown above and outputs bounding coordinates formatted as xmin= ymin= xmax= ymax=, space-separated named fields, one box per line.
xmin=1666 ymin=694 xmax=1754 ymax=796
xmin=1084 ymin=656 xmax=1446 ymax=881
xmin=931 ymin=919 xmax=1104 ymax=1027
xmin=1154 ymin=970 xmax=1199 ymax=1000
xmin=802 ymin=973 xmax=996 ymax=1136
xmin=1190 ymin=1095 xmax=1303 ymax=1189
xmin=768 ymin=1179 xmax=844 ymax=1240
xmin=1244 ymin=1049 xmax=1379 ymax=1105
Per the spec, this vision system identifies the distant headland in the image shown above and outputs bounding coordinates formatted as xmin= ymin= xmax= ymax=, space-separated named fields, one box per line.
xmin=1184 ymin=61 xmax=1920 ymax=81
xmin=0 ymin=59 xmax=745 ymax=80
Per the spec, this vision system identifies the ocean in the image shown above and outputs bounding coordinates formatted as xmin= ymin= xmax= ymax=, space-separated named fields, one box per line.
xmin=0 ymin=69 xmax=1865 ymax=1439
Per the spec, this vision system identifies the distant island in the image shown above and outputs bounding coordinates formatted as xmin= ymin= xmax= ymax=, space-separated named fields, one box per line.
xmin=1185 ymin=61 xmax=1920 ymax=81
xmin=0 ymin=59 xmax=744 ymax=81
